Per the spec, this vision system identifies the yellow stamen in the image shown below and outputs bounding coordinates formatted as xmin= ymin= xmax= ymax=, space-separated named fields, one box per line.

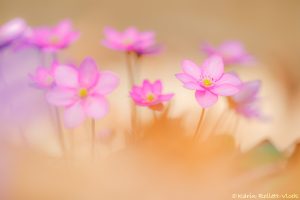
xmin=78 ymin=88 xmax=88 ymax=98
xmin=202 ymin=78 xmax=213 ymax=87
xmin=146 ymin=93 xmax=155 ymax=102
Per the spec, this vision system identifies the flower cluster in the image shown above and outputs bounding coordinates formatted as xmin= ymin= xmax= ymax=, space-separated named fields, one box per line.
xmin=0 ymin=18 xmax=264 ymax=140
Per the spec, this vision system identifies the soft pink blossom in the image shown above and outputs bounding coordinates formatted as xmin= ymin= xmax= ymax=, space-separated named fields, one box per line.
xmin=29 ymin=20 xmax=79 ymax=52
xmin=0 ymin=18 xmax=29 ymax=49
xmin=130 ymin=80 xmax=174 ymax=110
xmin=201 ymin=41 xmax=254 ymax=66
xmin=228 ymin=80 xmax=263 ymax=119
xmin=29 ymin=62 xmax=58 ymax=89
xmin=102 ymin=27 xmax=161 ymax=56
xmin=176 ymin=56 xmax=241 ymax=108
xmin=46 ymin=57 xmax=119 ymax=128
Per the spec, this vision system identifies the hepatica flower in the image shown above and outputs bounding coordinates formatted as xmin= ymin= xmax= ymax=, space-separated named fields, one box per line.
xmin=46 ymin=57 xmax=119 ymax=128
xmin=201 ymin=41 xmax=254 ymax=66
xmin=29 ymin=20 xmax=79 ymax=52
xmin=176 ymin=56 xmax=241 ymax=108
xmin=0 ymin=18 xmax=29 ymax=49
xmin=130 ymin=80 xmax=174 ymax=111
xmin=102 ymin=27 xmax=161 ymax=56
xmin=29 ymin=62 xmax=58 ymax=89
xmin=227 ymin=80 xmax=262 ymax=119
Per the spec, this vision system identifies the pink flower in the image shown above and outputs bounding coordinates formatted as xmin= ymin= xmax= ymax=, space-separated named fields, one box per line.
xmin=102 ymin=27 xmax=161 ymax=56
xmin=201 ymin=41 xmax=254 ymax=66
xmin=176 ymin=56 xmax=241 ymax=108
xmin=130 ymin=80 xmax=174 ymax=110
xmin=29 ymin=20 xmax=79 ymax=52
xmin=0 ymin=18 xmax=29 ymax=49
xmin=29 ymin=62 xmax=58 ymax=89
xmin=228 ymin=80 xmax=263 ymax=119
xmin=46 ymin=57 xmax=119 ymax=128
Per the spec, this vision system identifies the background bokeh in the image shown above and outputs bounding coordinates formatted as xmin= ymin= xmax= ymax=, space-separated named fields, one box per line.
xmin=1 ymin=1 xmax=300 ymax=199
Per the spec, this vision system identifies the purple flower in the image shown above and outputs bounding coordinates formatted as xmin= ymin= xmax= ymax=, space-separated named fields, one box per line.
xmin=29 ymin=20 xmax=79 ymax=52
xmin=201 ymin=41 xmax=254 ymax=66
xmin=0 ymin=18 xmax=29 ymax=49
xmin=228 ymin=80 xmax=263 ymax=119
xmin=102 ymin=27 xmax=161 ymax=56
xmin=176 ymin=56 xmax=241 ymax=108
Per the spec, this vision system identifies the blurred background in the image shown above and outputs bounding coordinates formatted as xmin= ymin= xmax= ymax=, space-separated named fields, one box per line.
xmin=1 ymin=0 xmax=300 ymax=199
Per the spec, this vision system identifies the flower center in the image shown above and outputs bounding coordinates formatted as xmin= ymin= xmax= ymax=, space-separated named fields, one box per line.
xmin=123 ymin=38 xmax=133 ymax=45
xmin=202 ymin=78 xmax=213 ymax=87
xmin=78 ymin=88 xmax=88 ymax=98
xmin=50 ymin=36 xmax=60 ymax=44
xmin=146 ymin=93 xmax=155 ymax=102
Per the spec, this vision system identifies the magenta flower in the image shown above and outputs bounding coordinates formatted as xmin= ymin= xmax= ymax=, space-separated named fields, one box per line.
xmin=228 ymin=80 xmax=262 ymax=119
xmin=29 ymin=62 xmax=58 ymax=89
xmin=176 ymin=56 xmax=241 ymax=108
xmin=130 ymin=80 xmax=174 ymax=110
xmin=201 ymin=41 xmax=254 ymax=66
xmin=102 ymin=27 xmax=161 ymax=56
xmin=29 ymin=20 xmax=79 ymax=52
xmin=0 ymin=18 xmax=29 ymax=49
xmin=46 ymin=57 xmax=119 ymax=128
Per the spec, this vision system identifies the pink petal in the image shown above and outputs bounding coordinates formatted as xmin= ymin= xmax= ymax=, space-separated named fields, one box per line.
xmin=142 ymin=80 xmax=152 ymax=95
xmin=54 ymin=65 xmax=78 ymax=88
xmin=158 ymin=93 xmax=174 ymax=102
xmin=195 ymin=90 xmax=218 ymax=108
xmin=46 ymin=87 xmax=77 ymax=106
xmin=233 ymin=80 xmax=261 ymax=103
xmin=84 ymin=95 xmax=109 ymax=119
xmin=175 ymin=73 xmax=197 ymax=83
xmin=124 ymin=27 xmax=139 ymax=39
xmin=64 ymin=102 xmax=85 ymax=128
xmin=215 ymin=73 xmax=241 ymax=86
xmin=153 ymin=80 xmax=162 ymax=94
xmin=92 ymin=71 xmax=119 ymax=95
xmin=211 ymin=84 xmax=240 ymax=96
xmin=78 ymin=57 xmax=99 ymax=88
xmin=183 ymin=82 xmax=203 ymax=90
xmin=201 ymin=55 xmax=224 ymax=80
xmin=181 ymin=60 xmax=201 ymax=80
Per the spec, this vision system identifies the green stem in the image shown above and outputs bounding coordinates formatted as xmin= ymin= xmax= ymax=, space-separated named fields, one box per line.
xmin=54 ymin=108 xmax=66 ymax=157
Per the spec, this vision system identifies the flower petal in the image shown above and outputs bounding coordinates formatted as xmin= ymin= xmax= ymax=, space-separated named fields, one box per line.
xmin=46 ymin=87 xmax=77 ymax=106
xmin=195 ymin=90 xmax=218 ymax=108
xmin=54 ymin=65 xmax=78 ymax=88
xmin=215 ymin=73 xmax=241 ymax=86
xmin=233 ymin=80 xmax=261 ymax=103
xmin=64 ymin=102 xmax=85 ymax=128
xmin=211 ymin=84 xmax=240 ymax=96
xmin=92 ymin=71 xmax=119 ymax=95
xmin=84 ymin=95 xmax=109 ymax=119
xmin=201 ymin=55 xmax=224 ymax=80
xmin=78 ymin=57 xmax=99 ymax=88
xmin=183 ymin=82 xmax=203 ymax=90
xmin=158 ymin=93 xmax=174 ymax=101
xmin=175 ymin=73 xmax=197 ymax=83
xmin=181 ymin=60 xmax=201 ymax=80
xmin=142 ymin=80 xmax=152 ymax=95
xmin=152 ymin=80 xmax=162 ymax=94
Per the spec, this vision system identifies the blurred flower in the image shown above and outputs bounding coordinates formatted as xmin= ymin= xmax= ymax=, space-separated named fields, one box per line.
xmin=0 ymin=18 xmax=29 ymax=49
xmin=130 ymin=80 xmax=174 ymax=111
xmin=29 ymin=62 xmax=58 ymax=89
xmin=46 ymin=57 xmax=119 ymax=128
xmin=29 ymin=20 xmax=79 ymax=52
xmin=201 ymin=41 xmax=254 ymax=66
xmin=176 ymin=55 xmax=241 ymax=108
xmin=102 ymin=27 xmax=161 ymax=56
xmin=227 ymin=80 xmax=263 ymax=119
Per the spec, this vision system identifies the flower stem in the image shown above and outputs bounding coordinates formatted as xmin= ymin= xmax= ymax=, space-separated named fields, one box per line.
xmin=91 ymin=119 xmax=96 ymax=160
xmin=126 ymin=53 xmax=138 ymax=142
xmin=193 ymin=109 xmax=206 ymax=140
xmin=210 ymin=108 xmax=229 ymax=136
xmin=54 ymin=108 xmax=66 ymax=158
